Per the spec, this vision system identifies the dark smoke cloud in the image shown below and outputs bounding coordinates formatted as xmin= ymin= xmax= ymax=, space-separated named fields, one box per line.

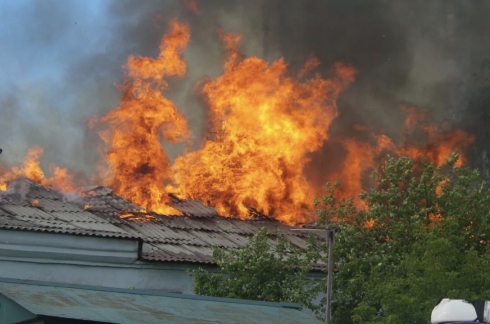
xmin=269 ymin=0 xmax=490 ymax=131
xmin=1 ymin=0 xmax=489 ymax=184
xmin=282 ymin=0 xmax=490 ymax=184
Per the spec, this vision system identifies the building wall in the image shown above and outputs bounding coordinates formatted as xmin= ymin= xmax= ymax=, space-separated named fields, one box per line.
xmin=0 ymin=230 xmax=197 ymax=294
xmin=0 ymin=229 xmax=325 ymax=318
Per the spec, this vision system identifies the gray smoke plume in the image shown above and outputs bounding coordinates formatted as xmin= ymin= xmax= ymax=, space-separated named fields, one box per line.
xmin=1 ymin=0 xmax=489 ymax=185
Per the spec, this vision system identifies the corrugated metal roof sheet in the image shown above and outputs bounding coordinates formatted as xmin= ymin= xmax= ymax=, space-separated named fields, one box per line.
xmin=1 ymin=205 xmax=54 ymax=219
xmin=0 ymin=279 xmax=321 ymax=324
xmin=0 ymin=179 xmax=136 ymax=239
xmin=0 ymin=178 xmax=320 ymax=269
xmin=167 ymin=198 xmax=218 ymax=218
xmin=142 ymin=243 xmax=216 ymax=264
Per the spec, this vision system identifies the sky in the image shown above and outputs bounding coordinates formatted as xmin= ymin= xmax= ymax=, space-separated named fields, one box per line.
xmin=0 ymin=1 xmax=119 ymax=174
xmin=1 ymin=0 xmax=490 ymax=180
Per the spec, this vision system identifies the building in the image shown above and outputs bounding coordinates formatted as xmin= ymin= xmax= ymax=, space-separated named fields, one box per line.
xmin=0 ymin=277 xmax=318 ymax=323
xmin=0 ymin=178 xmax=322 ymax=323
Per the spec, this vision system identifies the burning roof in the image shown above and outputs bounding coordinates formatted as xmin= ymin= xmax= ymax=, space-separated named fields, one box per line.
xmin=0 ymin=178 xmax=315 ymax=267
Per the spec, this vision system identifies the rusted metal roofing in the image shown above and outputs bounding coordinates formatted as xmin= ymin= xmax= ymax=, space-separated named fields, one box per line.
xmin=0 ymin=278 xmax=321 ymax=324
xmin=0 ymin=178 xmax=319 ymax=268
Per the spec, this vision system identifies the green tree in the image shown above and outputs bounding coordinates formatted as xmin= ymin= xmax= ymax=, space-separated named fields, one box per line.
xmin=317 ymin=153 xmax=490 ymax=323
xmin=188 ymin=228 xmax=326 ymax=316
xmin=190 ymin=153 xmax=490 ymax=323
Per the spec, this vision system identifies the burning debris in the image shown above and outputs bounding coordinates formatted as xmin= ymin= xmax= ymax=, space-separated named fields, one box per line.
xmin=243 ymin=204 xmax=274 ymax=221
xmin=117 ymin=210 xmax=157 ymax=222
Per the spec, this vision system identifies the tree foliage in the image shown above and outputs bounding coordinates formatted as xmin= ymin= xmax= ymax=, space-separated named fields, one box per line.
xmin=188 ymin=228 xmax=326 ymax=315
xmin=318 ymin=153 xmax=490 ymax=323
xmin=190 ymin=153 xmax=490 ymax=323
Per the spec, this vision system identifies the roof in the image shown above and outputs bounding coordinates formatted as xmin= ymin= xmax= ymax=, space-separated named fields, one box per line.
xmin=0 ymin=179 xmax=135 ymax=239
xmin=0 ymin=278 xmax=321 ymax=324
xmin=0 ymin=178 xmax=319 ymax=268
xmin=167 ymin=193 xmax=219 ymax=217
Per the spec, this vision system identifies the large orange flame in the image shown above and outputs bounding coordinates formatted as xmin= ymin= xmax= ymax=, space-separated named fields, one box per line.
xmin=169 ymin=31 xmax=356 ymax=224
xmin=0 ymin=19 xmax=476 ymax=226
xmin=94 ymin=19 xmax=190 ymax=214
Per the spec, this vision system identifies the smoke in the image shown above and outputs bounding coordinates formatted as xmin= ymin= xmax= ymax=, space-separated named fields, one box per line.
xmin=3 ymin=178 xmax=31 ymax=200
xmin=1 ymin=0 xmax=489 ymax=185
xmin=266 ymin=1 xmax=490 ymax=130
xmin=0 ymin=1 xmax=118 ymax=176
xmin=271 ymin=0 xmax=490 ymax=185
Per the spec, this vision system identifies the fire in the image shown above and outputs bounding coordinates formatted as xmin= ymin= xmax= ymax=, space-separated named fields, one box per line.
xmin=0 ymin=18 xmax=476 ymax=226
xmin=94 ymin=19 xmax=190 ymax=215
xmin=333 ymin=134 xmax=396 ymax=200
xmin=31 ymin=199 xmax=39 ymax=207
xmin=170 ymin=31 xmax=356 ymax=224
xmin=119 ymin=210 xmax=156 ymax=222
xmin=399 ymin=107 xmax=474 ymax=167
xmin=0 ymin=146 xmax=76 ymax=193
xmin=364 ymin=219 xmax=375 ymax=229
xmin=330 ymin=106 xmax=474 ymax=205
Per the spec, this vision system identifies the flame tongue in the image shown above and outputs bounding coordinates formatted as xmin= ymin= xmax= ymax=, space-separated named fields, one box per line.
xmin=95 ymin=19 xmax=190 ymax=214
xmin=170 ymin=33 xmax=357 ymax=224
xmin=0 ymin=146 xmax=76 ymax=192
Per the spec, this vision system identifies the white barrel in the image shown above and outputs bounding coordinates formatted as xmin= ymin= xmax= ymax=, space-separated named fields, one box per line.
xmin=431 ymin=299 xmax=478 ymax=323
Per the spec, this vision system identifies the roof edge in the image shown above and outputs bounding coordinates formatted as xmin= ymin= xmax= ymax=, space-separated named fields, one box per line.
xmin=0 ymin=277 xmax=303 ymax=310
